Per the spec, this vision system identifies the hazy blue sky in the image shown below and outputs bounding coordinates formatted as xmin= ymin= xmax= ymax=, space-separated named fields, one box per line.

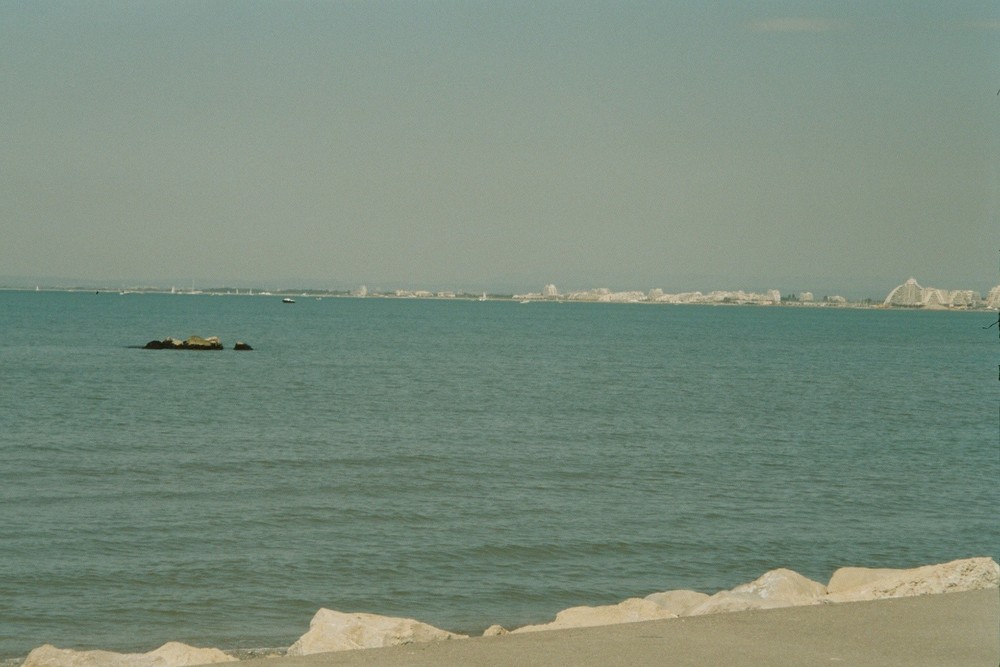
xmin=2 ymin=1 xmax=997 ymax=295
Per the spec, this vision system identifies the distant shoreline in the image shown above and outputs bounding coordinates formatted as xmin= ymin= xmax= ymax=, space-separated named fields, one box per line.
xmin=2 ymin=285 xmax=997 ymax=311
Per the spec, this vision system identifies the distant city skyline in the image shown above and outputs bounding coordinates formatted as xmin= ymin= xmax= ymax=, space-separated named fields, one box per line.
xmin=2 ymin=273 xmax=996 ymax=306
xmin=2 ymin=3 xmax=996 ymax=296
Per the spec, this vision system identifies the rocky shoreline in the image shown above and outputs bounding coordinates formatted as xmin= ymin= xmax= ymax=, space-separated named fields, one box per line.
xmin=17 ymin=557 xmax=999 ymax=667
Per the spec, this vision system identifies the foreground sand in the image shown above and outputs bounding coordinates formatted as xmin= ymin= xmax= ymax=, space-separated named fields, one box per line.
xmin=231 ymin=589 xmax=998 ymax=667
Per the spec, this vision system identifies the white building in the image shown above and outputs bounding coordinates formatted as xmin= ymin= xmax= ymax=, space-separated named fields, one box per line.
xmin=884 ymin=278 xmax=982 ymax=309
xmin=985 ymin=285 xmax=1000 ymax=309
xmin=884 ymin=278 xmax=924 ymax=306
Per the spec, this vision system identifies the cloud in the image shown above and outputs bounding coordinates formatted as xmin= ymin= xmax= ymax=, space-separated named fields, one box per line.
xmin=744 ymin=17 xmax=846 ymax=33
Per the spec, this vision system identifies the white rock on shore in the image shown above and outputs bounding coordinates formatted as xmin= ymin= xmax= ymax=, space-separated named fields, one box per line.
xmin=510 ymin=598 xmax=677 ymax=634
xmin=20 ymin=642 xmax=236 ymax=667
xmin=286 ymin=609 xmax=467 ymax=656
xmin=643 ymin=589 xmax=710 ymax=616
xmin=686 ymin=567 xmax=828 ymax=615
xmin=824 ymin=556 xmax=1000 ymax=603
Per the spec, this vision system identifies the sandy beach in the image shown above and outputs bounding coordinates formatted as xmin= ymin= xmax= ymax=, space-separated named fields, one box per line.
xmin=231 ymin=589 xmax=998 ymax=667
xmin=16 ymin=559 xmax=998 ymax=667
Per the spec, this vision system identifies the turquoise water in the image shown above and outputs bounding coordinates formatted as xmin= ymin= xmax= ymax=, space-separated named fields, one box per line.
xmin=1 ymin=291 xmax=997 ymax=658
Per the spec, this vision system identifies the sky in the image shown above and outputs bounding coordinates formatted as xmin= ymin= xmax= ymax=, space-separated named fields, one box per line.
xmin=2 ymin=1 xmax=997 ymax=296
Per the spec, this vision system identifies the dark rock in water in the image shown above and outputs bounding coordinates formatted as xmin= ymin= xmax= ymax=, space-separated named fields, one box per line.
xmin=234 ymin=341 xmax=253 ymax=351
xmin=143 ymin=337 xmax=183 ymax=349
xmin=143 ymin=336 xmax=223 ymax=350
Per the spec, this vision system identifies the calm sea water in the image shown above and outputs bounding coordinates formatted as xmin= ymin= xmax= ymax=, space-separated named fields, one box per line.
xmin=1 ymin=291 xmax=997 ymax=658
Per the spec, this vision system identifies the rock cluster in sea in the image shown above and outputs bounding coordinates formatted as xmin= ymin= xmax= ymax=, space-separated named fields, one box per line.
xmin=141 ymin=336 xmax=252 ymax=350
xmin=19 ymin=557 xmax=999 ymax=666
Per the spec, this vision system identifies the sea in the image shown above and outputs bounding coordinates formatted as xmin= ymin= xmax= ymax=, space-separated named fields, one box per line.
xmin=1 ymin=290 xmax=997 ymax=660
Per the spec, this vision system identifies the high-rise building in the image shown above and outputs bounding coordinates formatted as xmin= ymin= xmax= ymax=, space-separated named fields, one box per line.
xmin=883 ymin=278 xmax=924 ymax=306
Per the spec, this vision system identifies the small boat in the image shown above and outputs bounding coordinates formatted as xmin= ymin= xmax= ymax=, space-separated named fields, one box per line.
xmin=282 ymin=297 xmax=295 ymax=304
